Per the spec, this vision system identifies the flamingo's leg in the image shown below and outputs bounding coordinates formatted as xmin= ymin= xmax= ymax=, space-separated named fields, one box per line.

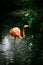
xmin=14 ymin=37 xmax=16 ymax=48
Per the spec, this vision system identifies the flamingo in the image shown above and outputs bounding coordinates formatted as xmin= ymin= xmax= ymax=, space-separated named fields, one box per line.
xmin=7 ymin=25 xmax=29 ymax=47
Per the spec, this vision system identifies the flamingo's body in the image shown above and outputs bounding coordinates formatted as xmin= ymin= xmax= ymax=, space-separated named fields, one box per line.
xmin=8 ymin=27 xmax=20 ymax=38
xmin=7 ymin=25 xmax=28 ymax=47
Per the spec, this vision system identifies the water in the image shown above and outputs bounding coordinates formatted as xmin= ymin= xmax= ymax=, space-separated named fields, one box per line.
xmin=0 ymin=35 xmax=33 ymax=65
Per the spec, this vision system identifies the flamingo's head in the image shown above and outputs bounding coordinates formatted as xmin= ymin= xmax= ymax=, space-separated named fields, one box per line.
xmin=24 ymin=25 xmax=29 ymax=28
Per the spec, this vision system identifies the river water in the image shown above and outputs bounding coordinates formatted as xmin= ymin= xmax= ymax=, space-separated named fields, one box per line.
xmin=0 ymin=35 xmax=34 ymax=65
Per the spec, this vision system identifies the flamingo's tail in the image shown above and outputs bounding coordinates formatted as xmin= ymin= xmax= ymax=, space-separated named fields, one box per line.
xmin=7 ymin=32 xmax=10 ymax=36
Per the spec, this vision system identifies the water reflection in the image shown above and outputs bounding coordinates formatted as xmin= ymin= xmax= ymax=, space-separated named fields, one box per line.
xmin=0 ymin=35 xmax=33 ymax=65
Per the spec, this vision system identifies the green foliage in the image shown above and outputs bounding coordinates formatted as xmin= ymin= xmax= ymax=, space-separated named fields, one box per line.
xmin=40 ymin=22 xmax=43 ymax=30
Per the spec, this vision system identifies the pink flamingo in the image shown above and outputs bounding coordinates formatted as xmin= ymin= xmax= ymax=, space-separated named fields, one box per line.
xmin=7 ymin=25 xmax=28 ymax=47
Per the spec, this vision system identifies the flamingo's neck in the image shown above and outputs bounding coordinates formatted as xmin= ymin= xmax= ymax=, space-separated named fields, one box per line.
xmin=19 ymin=27 xmax=25 ymax=40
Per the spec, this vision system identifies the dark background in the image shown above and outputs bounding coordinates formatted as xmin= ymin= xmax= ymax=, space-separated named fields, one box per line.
xmin=0 ymin=0 xmax=43 ymax=65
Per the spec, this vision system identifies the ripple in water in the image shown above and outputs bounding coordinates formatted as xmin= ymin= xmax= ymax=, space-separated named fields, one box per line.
xmin=0 ymin=35 xmax=33 ymax=65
